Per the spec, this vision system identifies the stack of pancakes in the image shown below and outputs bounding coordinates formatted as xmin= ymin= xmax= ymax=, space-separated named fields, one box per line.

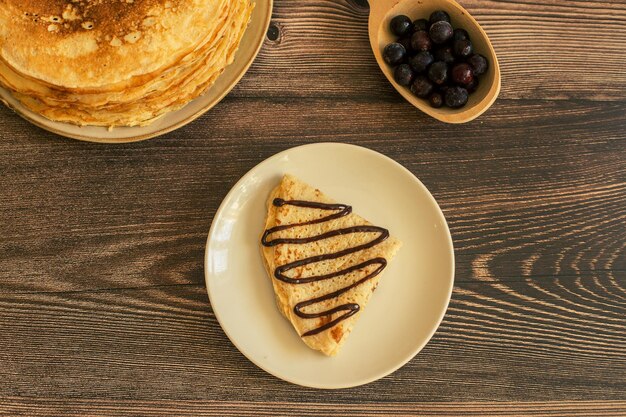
xmin=0 ymin=0 xmax=253 ymax=127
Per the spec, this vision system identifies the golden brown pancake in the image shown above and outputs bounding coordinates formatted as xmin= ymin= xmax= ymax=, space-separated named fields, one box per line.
xmin=260 ymin=175 xmax=402 ymax=356
xmin=0 ymin=0 xmax=253 ymax=126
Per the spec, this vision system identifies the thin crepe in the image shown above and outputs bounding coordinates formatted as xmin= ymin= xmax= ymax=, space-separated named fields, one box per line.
xmin=261 ymin=175 xmax=402 ymax=356
xmin=0 ymin=0 xmax=253 ymax=126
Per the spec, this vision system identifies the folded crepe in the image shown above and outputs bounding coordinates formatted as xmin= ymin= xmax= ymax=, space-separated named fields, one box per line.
xmin=260 ymin=175 xmax=402 ymax=356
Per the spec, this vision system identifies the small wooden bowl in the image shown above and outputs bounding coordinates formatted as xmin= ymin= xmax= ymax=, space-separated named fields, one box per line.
xmin=368 ymin=0 xmax=501 ymax=123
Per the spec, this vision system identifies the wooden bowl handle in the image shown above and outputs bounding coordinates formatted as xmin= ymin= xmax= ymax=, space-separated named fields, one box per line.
xmin=368 ymin=0 xmax=389 ymax=18
xmin=368 ymin=0 xmax=387 ymax=60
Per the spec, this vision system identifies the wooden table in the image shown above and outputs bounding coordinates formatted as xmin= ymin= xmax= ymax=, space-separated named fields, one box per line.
xmin=1 ymin=0 xmax=625 ymax=415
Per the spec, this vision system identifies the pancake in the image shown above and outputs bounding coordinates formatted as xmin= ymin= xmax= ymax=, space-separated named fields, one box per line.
xmin=0 ymin=0 xmax=234 ymax=97
xmin=260 ymin=175 xmax=402 ymax=356
xmin=0 ymin=0 xmax=226 ymax=88
xmin=0 ymin=0 xmax=253 ymax=127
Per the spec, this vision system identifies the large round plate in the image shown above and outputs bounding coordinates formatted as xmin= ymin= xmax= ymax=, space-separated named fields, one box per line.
xmin=205 ymin=143 xmax=454 ymax=388
xmin=0 ymin=0 xmax=272 ymax=143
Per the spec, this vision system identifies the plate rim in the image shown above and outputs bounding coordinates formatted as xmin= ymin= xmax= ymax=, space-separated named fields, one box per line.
xmin=204 ymin=142 xmax=455 ymax=389
xmin=0 ymin=0 xmax=273 ymax=144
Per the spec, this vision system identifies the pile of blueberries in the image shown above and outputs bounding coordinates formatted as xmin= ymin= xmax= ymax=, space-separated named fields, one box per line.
xmin=383 ymin=10 xmax=489 ymax=109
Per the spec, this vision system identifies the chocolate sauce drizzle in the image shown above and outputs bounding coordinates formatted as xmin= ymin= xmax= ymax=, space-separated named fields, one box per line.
xmin=261 ymin=198 xmax=389 ymax=337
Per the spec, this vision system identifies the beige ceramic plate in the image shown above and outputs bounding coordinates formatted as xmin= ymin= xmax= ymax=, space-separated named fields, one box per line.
xmin=0 ymin=0 xmax=272 ymax=143
xmin=205 ymin=143 xmax=454 ymax=388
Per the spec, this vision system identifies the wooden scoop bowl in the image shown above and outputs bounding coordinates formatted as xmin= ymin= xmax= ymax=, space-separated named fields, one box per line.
xmin=368 ymin=0 xmax=500 ymax=123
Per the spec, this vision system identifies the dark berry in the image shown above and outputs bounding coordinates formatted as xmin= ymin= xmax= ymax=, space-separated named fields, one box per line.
xmin=398 ymin=36 xmax=413 ymax=54
xmin=451 ymin=63 xmax=474 ymax=85
xmin=413 ymin=18 xmax=429 ymax=32
xmin=466 ymin=76 xmax=479 ymax=93
xmin=429 ymin=21 xmax=453 ymax=44
xmin=427 ymin=61 xmax=448 ymax=85
xmin=383 ymin=42 xmax=406 ymax=65
xmin=453 ymin=39 xmax=473 ymax=58
xmin=390 ymin=15 xmax=413 ymax=37
xmin=410 ymin=30 xmax=432 ymax=52
xmin=410 ymin=75 xmax=434 ymax=98
xmin=444 ymin=86 xmax=469 ymax=108
xmin=408 ymin=51 xmax=434 ymax=73
xmin=434 ymin=46 xmax=455 ymax=64
xmin=429 ymin=10 xmax=450 ymax=25
xmin=467 ymin=53 xmax=488 ymax=75
xmin=429 ymin=92 xmax=444 ymax=108
xmin=452 ymin=28 xmax=469 ymax=42
xmin=394 ymin=64 xmax=415 ymax=86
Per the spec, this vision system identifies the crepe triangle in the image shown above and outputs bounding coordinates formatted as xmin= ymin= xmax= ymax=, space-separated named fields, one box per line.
xmin=260 ymin=175 xmax=402 ymax=356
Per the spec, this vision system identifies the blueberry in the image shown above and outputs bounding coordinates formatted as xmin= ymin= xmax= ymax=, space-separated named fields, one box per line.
xmin=410 ymin=30 xmax=432 ymax=52
xmin=467 ymin=53 xmax=488 ymax=75
xmin=453 ymin=39 xmax=473 ymax=58
xmin=439 ymin=85 xmax=452 ymax=97
xmin=390 ymin=15 xmax=413 ymax=37
xmin=397 ymin=36 xmax=414 ymax=54
xmin=452 ymin=28 xmax=469 ymax=42
xmin=383 ymin=42 xmax=406 ymax=65
xmin=427 ymin=61 xmax=448 ymax=85
xmin=429 ymin=10 xmax=450 ymax=25
xmin=434 ymin=46 xmax=455 ymax=64
xmin=429 ymin=92 xmax=444 ymax=108
xmin=408 ymin=51 xmax=434 ymax=73
xmin=410 ymin=75 xmax=434 ymax=98
xmin=466 ymin=76 xmax=479 ymax=93
xmin=444 ymin=86 xmax=469 ymax=108
xmin=451 ymin=63 xmax=474 ymax=85
xmin=413 ymin=18 xmax=429 ymax=32
xmin=394 ymin=64 xmax=415 ymax=86
xmin=429 ymin=21 xmax=453 ymax=44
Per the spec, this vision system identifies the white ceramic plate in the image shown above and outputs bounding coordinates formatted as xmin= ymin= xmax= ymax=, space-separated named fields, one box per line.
xmin=205 ymin=143 xmax=454 ymax=388
xmin=0 ymin=0 xmax=272 ymax=143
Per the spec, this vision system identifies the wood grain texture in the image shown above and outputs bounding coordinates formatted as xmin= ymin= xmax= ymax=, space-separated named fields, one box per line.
xmin=0 ymin=0 xmax=625 ymax=414
xmin=1 ymin=98 xmax=623 ymax=292
xmin=239 ymin=0 xmax=626 ymax=100
xmin=1 ymin=399 xmax=625 ymax=417
xmin=0 ymin=282 xmax=624 ymax=402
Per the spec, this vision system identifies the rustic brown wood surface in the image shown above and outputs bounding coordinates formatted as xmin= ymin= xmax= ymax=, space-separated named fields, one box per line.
xmin=1 ymin=0 xmax=625 ymax=415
